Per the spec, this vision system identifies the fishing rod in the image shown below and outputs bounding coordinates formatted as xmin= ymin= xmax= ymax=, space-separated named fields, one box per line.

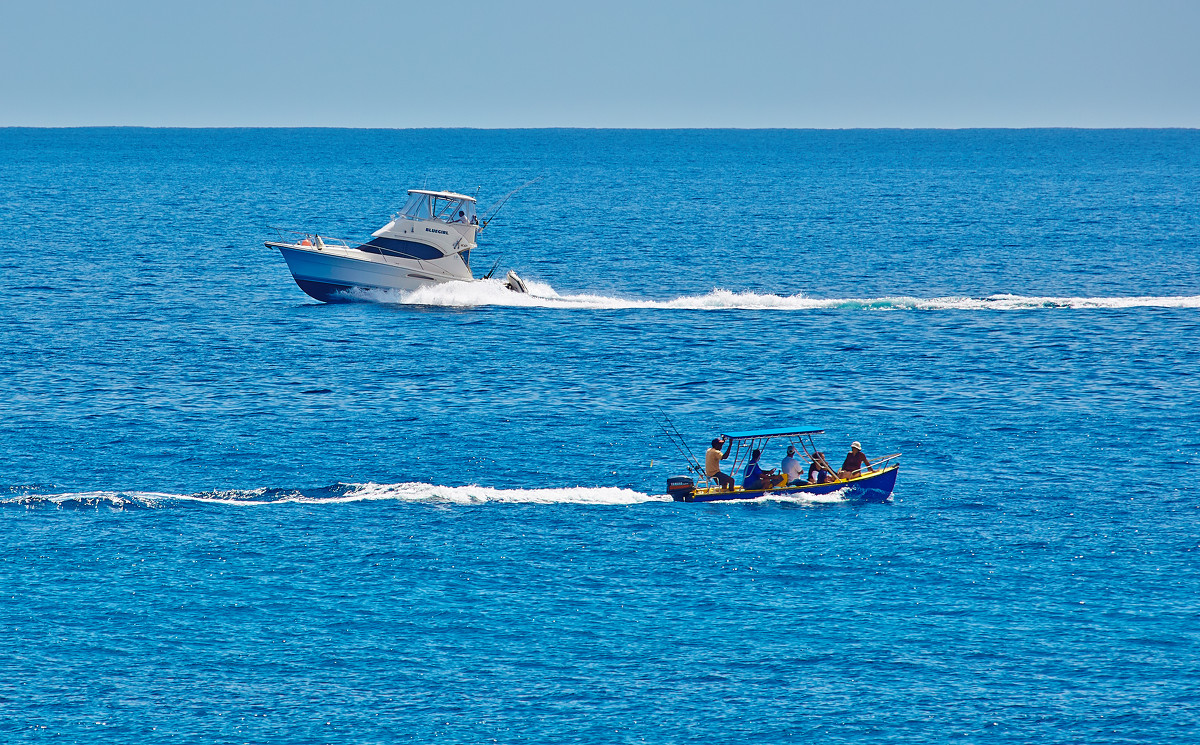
xmin=660 ymin=423 xmax=701 ymax=476
xmin=796 ymin=436 xmax=838 ymax=483
xmin=657 ymin=408 xmax=704 ymax=476
xmin=479 ymin=175 xmax=544 ymax=231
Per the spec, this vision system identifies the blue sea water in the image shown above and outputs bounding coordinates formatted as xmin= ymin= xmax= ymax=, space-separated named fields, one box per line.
xmin=2 ymin=128 xmax=1199 ymax=743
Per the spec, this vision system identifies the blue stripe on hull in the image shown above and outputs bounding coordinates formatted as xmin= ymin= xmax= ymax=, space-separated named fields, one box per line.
xmin=358 ymin=236 xmax=444 ymax=261
xmin=293 ymin=277 xmax=354 ymax=303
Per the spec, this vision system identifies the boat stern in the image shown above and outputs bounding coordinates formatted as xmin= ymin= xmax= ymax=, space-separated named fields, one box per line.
xmin=666 ymin=476 xmax=696 ymax=502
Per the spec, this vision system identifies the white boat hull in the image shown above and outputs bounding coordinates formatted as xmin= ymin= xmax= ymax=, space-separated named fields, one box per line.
xmin=265 ymin=189 xmax=531 ymax=303
xmin=274 ymin=244 xmax=470 ymax=302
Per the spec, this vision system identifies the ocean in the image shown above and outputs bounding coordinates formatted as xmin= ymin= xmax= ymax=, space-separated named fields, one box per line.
xmin=2 ymin=128 xmax=1198 ymax=742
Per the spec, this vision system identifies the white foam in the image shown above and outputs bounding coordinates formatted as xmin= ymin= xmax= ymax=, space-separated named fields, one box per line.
xmin=6 ymin=484 xmax=668 ymax=507
xmin=4 ymin=490 xmax=182 ymax=508
xmin=6 ymin=483 xmax=872 ymax=507
xmin=341 ymin=280 xmax=1200 ymax=311
xmin=339 ymin=481 xmax=665 ymax=505
xmin=760 ymin=487 xmax=853 ymax=504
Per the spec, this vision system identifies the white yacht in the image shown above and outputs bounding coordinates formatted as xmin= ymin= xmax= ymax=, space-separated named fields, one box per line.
xmin=266 ymin=189 xmax=527 ymax=302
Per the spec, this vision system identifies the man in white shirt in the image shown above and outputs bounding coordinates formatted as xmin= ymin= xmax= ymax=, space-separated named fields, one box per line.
xmin=781 ymin=445 xmax=805 ymax=486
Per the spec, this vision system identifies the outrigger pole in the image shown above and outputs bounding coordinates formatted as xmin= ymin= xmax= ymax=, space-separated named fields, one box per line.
xmin=480 ymin=175 xmax=544 ymax=231
xmin=657 ymin=408 xmax=705 ymax=478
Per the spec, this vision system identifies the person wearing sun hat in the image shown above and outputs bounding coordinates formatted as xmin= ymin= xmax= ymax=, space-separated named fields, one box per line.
xmin=838 ymin=441 xmax=873 ymax=479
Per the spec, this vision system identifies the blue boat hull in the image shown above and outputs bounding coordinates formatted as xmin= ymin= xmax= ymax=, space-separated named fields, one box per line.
xmin=677 ymin=465 xmax=899 ymax=503
xmin=293 ymin=277 xmax=354 ymax=303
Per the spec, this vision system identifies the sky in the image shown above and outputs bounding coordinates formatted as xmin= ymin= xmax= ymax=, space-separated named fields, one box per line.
xmin=2 ymin=0 xmax=1198 ymax=128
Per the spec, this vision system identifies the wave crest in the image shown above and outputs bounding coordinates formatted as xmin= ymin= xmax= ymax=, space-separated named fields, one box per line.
xmin=4 ymin=491 xmax=181 ymax=509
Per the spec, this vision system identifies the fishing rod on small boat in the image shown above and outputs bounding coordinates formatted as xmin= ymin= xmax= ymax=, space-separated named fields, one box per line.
xmin=657 ymin=408 xmax=705 ymax=477
xmin=795 ymin=436 xmax=839 ymax=482
xmin=479 ymin=175 xmax=544 ymax=231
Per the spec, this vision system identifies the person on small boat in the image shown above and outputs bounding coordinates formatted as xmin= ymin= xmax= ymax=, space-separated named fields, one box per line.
xmin=781 ymin=445 xmax=805 ymax=486
xmin=838 ymin=442 xmax=873 ymax=479
xmin=705 ymin=437 xmax=734 ymax=491
xmin=808 ymin=452 xmax=833 ymax=484
xmin=743 ymin=449 xmax=787 ymax=491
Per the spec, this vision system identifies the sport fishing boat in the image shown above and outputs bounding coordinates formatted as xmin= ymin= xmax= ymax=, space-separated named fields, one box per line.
xmin=265 ymin=189 xmax=529 ymax=302
xmin=663 ymin=425 xmax=900 ymax=503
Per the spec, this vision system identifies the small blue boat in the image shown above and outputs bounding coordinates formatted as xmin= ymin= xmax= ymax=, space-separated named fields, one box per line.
xmin=663 ymin=425 xmax=900 ymax=503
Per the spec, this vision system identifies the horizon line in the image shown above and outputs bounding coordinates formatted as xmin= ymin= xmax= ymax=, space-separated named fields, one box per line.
xmin=3 ymin=125 xmax=1199 ymax=132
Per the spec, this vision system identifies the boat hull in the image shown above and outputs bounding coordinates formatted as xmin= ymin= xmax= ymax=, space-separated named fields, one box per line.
xmin=275 ymin=244 xmax=466 ymax=303
xmin=677 ymin=465 xmax=899 ymax=503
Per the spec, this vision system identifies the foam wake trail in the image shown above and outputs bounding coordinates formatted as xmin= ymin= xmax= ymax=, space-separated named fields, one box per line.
xmin=339 ymin=482 xmax=852 ymax=505
xmin=4 ymin=484 xmax=666 ymax=508
xmin=2 ymin=491 xmax=184 ymax=509
xmin=333 ymin=482 xmax=664 ymax=505
xmin=4 ymin=483 xmax=855 ymax=508
xmin=343 ymin=280 xmax=1200 ymax=311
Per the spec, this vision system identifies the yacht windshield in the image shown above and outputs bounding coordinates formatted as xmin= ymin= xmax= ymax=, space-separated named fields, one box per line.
xmin=398 ymin=193 xmax=476 ymax=224
xmin=432 ymin=197 xmax=476 ymax=224
xmin=399 ymin=193 xmax=432 ymax=220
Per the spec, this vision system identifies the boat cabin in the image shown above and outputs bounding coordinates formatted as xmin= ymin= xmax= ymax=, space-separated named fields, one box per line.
xmin=397 ymin=189 xmax=477 ymax=226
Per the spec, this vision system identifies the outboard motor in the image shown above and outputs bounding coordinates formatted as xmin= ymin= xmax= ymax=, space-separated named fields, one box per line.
xmin=666 ymin=476 xmax=696 ymax=502
xmin=503 ymin=270 xmax=529 ymax=294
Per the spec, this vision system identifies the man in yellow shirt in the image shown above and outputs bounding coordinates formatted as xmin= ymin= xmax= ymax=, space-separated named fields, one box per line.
xmin=705 ymin=437 xmax=734 ymax=490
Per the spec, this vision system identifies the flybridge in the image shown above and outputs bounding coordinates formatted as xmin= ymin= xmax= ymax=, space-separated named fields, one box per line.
xmin=398 ymin=191 xmax=478 ymax=224
xmin=407 ymin=189 xmax=476 ymax=203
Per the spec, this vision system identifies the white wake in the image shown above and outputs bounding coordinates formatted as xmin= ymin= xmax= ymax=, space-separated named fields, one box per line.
xmin=343 ymin=280 xmax=1200 ymax=311
xmin=5 ymin=483 xmax=856 ymax=507
xmin=334 ymin=482 xmax=663 ymax=505
xmin=2 ymin=485 xmax=664 ymax=507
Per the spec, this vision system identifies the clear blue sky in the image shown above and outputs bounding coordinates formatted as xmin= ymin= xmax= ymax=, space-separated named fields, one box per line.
xmin=2 ymin=0 xmax=1197 ymax=127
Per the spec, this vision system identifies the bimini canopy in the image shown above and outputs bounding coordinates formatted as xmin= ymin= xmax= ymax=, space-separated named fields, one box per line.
xmin=399 ymin=190 xmax=477 ymax=223
xmin=722 ymin=426 xmax=825 ymax=441
xmin=407 ymin=189 xmax=476 ymax=203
